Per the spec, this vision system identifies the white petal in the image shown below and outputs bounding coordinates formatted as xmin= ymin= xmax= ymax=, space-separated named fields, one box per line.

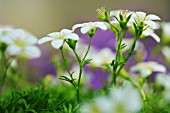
xmin=162 ymin=46 xmax=170 ymax=59
xmin=25 ymin=35 xmax=38 ymax=45
xmin=7 ymin=45 xmax=22 ymax=56
xmin=144 ymin=20 xmax=157 ymax=29
xmin=140 ymin=69 xmax=152 ymax=77
xmin=51 ymin=39 xmax=64 ymax=49
xmin=146 ymin=14 xmax=161 ymax=21
xmin=110 ymin=10 xmax=120 ymax=17
xmin=136 ymin=12 xmax=146 ymax=20
xmin=152 ymin=63 xmax=166 ymax=73
xmin=95 ymin=22 xmax=107 ymax=30
xmin=65 ymin=33 xmax=79 ymax=40
xmin=80 ymin=26 xmax=91 ymax=34
xmin=150 ymin=33 xmax=160 ymax=43
xmin=10 ymin=29 xmax=25 ymax=40
xmin=0 ymin=36 xmax=13 ymax=44
xmin=130 ymin=66 xmax=140 ymax=72
xmin=61 ymin=29 xmax=72 ymax=36
xmin=48 ymin=32 xmax=59 ymax=38
xmin=72 ymin=24 xmax=84 ymax=31
xmin=161 ymin=22 xmax=170 ymax=36
xmin=143 ymin=27 xmax=153 ymax=35
xmin=38 ymin=37 xmax=53 ymax=44
xmin=110 ymin=20 xmax=119 ymax=24
xmin=156 ymin=74 xmax=170 ymax=89
xmin=25 ymin=46 xmax=41 ymax=58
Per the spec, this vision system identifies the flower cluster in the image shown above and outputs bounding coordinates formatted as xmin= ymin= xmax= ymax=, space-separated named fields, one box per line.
xmin=1 ymin=7 xmax=170 ymax=113
xmin=80 ymin=82 xmax=142 ymax=113
xmin=0 ymin=28 xmax=41 ymax=58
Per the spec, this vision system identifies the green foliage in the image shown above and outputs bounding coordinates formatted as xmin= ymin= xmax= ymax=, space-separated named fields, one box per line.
xmin=0 ymin=86 xmax=79 ymax=113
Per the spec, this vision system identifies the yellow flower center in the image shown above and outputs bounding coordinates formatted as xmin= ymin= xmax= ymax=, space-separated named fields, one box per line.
xmin=14 ymin=38 xmax=26 ymax=47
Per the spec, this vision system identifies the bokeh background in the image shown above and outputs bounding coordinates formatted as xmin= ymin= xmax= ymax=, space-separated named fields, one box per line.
xmin=0 ymin=0 xmax=170 ymax=84
xmin=0 ymin=0 xmax=170 ymax=37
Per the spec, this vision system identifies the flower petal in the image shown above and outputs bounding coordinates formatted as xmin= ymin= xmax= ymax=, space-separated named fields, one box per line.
xmin=144 ymin=20 xmax=158 ymax=29
xmin=110 ymin=10 xmax=120 ymax=17
xmin=95 ymin=22 xmax=107 ymax=30
xmin=143 ymin=27 xmax=154 ymax=35
xmin=140 ymin=69 xmax=152 ymax=77
xmin=150 ymin=33 xmax=160 ymax=43
xmin=38 ymin=37 xmax=53 ymax=44
xmin=10 ymin=29 xmax=25 ymax=40
xmin=48 ymin=32 xmax=59 ymax=38
xmin=0 ymin=36 xmax=13 ymax=44
xmin=25 ymin=46 xmax=41 ymax=58
xmin=65 ymin=33 xmax=79 ymax=40
xmin=80 ymin=26 xmax=91 ymax=34
xmin=61 ymin=29 xmax=72 ymax=36
xmin=25 ymin=35 xmax=38 ymax=45
xmin=152 ymin=63 xmax=166 ymax=73
xmin=7 ymin=45 xmax=22 ymax=56
xmin=146 ymin=14 xmax=161 ymax=21
xmin=51 ymin=39 xmax=64 ymax=49
xmin=136 ymin=12 xmax=146 ymax=20
xmin=72 ymin=24 xmax=84 ymax=31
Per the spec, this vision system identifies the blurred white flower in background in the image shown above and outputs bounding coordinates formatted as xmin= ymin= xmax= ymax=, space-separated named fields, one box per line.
xmin=38 ymin=29 xmax=79 ymax=49
xmin=0 ymin=28 xmax=41 ymax=58
xmin=76 ymin=41 xmax=115 ymax=67
xmin=72 ymin=22 xmax=107 ymax=34
xmin=121 ymin=38 xmax=144 ymax=52
xmin=161 ymin=22 xmax=170 ymax=38
xmin=162 ymin=46 xmax=170 ymax=61
xmin=130 ymin=61 xmax=166 ymax=77
xmin=80 ymin=82 xmax=142 ymax=113
xmin=88 ymin=48 xmax=115 ymax=67
xmin=0 ymin=27 xmax=14 ymax=43
xmin=156 ymin=73 xmax=170 ymax=101
xmin=156 ymin=73 xmax=170 ymax=89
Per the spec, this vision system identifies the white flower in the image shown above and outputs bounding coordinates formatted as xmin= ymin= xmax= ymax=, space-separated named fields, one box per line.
xmin=161 ymin=22 xmax=170 ymax=38
xmin=80 ymin=82 xmax=142 ymax=113
xmin=0 ymin=28 xmax=14 ymax=43
xmin=162 ymin=46 xmax=170 ymax=60
xmin=72 ymin=22 xmax=107 ymax=34
xmin=156 ymin=73 xmax=170 ymax=89
xmin=130 ymin=61 xmax=166 ymax=77
xmin=110 ymin=10 xmax=134 ymax=26
xmin=121 ymin=38 xmax=144 ymax=52
xmin=38 ymin=29 xmax=79 ymax=49
xmin=77 ymin=41 xmax=115 ymax=67
xmin=89 ymin=48 xmax=115 ymax=67
xmin=133 ymin=11 xmax=161 ymax=29
xmin=142 ymin=27 xmax=160 ymax=42
xmin=156 ymin=73 xmax=170 ymax=101
xmin=109 ymin=83 xmax=142 ymax=113
xmin=6 ymin=29 xmax=41 ymax=58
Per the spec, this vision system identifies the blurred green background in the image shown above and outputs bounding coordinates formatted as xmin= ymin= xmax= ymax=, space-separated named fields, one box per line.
xmin=0 ymin=0 xmax=170 ymax=37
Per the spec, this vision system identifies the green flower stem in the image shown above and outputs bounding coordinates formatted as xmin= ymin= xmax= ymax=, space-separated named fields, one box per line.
xmin=108 ymin=22 xmax=119 ymax=35
xmin=110 ymin=29 xmax=126 ymax=86
xmin=129 ymin=77 xmax=146 ymax=101
xmin=82 ymin=36 xmax=92 ymax=62
xmin=73 ymin=49 xmax=82 ymax=104
xmin=73 ymin=35 xmax=93 ymax=104
xmin=116 ymin=36 xmax=139 ymax=76
xmin=120 ymin=69 xmax=146 ymax=101
xmin=60 ymin=48 xmax=76 ymax=87
xmin=0 ymin=50 xmax=7 ymax=91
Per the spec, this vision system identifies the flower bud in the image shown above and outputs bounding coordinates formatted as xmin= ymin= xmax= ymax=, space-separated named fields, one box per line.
xmin=0 ymin=42 xmax=8 ymax=52
xmin=96 ymin=7 xmax=110 ymax=22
